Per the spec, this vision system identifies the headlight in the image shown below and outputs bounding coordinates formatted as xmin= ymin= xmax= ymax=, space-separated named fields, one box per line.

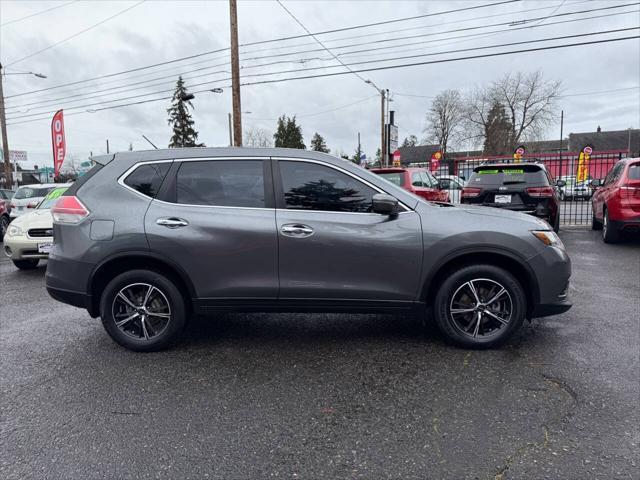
xmin=531 ymin=230 xmax=563 ymax=248
xmin=7 ymin=225 xmax=24 ymax=237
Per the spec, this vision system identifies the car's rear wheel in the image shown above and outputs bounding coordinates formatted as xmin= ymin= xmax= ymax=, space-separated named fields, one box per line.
xmin=100 ymin=269 xmax=187 ymax=352
xmin=433 ymin=265 xmax=526 ymax=349
xmin=602 ymin=208 xmax=619 ymax=243
xmin=12 ymin=258 xmax=39 ymax=270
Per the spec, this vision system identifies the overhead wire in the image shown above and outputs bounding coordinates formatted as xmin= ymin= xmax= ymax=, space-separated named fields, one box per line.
xmin=6 ymin=34 xmax=638 ymax=126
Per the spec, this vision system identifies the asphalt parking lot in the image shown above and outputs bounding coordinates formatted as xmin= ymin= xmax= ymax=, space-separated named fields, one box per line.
xmin=1 ymin=229 xmax=638 ymax=479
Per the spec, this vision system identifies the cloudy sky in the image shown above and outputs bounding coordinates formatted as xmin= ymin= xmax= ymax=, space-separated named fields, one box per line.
xmin=1 ymin=0 xmax=639 ymax=168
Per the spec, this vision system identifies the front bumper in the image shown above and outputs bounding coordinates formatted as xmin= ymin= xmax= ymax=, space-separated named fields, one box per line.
xmin=527 ymin=245 xmax=572 ymax=318
xmin=3 ymin=235 xmax=51 ymax=260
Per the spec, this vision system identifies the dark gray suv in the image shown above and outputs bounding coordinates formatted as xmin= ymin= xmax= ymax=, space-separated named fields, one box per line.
xmin=45 ymin=148 xmax=571 ymax=351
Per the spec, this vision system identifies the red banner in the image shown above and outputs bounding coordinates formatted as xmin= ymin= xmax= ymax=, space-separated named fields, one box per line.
xmin=430 ymin=151 xmax=442 ymax=172
xmin=51 ymin=109 xmax=66 ymax=178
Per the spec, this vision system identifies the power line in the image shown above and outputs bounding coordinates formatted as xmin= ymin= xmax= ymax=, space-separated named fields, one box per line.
xmin=395 ymin=86 xmax=640 ymax=99
xmin=7 ymin=5 xmax=635 ymax=110
xmin=6 ymin=0 xmax=147 ymax=67
xmin=275 ymin=0 xmax=371 ymax=89
xmin=6 ymin=34 xmax=638 ymax=126
xmin=4 ymin=0 xmax=520 ymax=98
xmin=8 ymin=27 xmax=630 ymax=118
xmin=6 ymin=28 xmax=637 ymax=120
xmin=0 ymin=0 xmax=79 ymax=27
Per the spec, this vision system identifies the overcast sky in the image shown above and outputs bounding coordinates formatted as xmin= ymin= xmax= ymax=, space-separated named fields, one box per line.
xmin=1 ymin=0 xmax=639 ymax=168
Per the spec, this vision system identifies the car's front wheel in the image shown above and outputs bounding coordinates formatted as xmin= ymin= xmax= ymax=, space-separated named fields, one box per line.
xmin=100 ymin=269 xmax=187 ymax=352
xmin=433 ymin=265 xmax=526 ymax=349
xmin=0 ymin=215 xmax=9 ymax=242
xmin=12 ymin=259 xmax=39 ymax=270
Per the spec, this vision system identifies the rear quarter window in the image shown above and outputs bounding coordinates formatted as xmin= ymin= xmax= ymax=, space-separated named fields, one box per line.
xmin=13 ymin=187 xmax=51 ymax=199
xmin=469 ymin=166 xmax=548 ymax=186
xmin=123 ymin=163 xmax=171 ymax=198
xmin=628 ymin=163 xmax=640 ymax=180
xmin=374 ymin=172 xmax=405 ymax=186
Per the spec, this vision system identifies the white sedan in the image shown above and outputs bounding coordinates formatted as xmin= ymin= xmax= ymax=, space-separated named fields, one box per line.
xmin=3 ymin=186 xmax=68 ymax=270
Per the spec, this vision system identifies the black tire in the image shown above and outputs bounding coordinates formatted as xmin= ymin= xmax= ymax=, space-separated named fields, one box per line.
xmin=433 ymin=264 xmax=526 ymax=349
xmin=0 ymin=215 xmax=9 ymax=242
xmin=602 ymin=208 xmax=620 ymax=243
xmin=12 ymin=258 xmax=39 ymax=270
xmin=100 ymin=269 xmax=187 ymax=352
xmin=591 ymin=211 xmax=603 ymax=230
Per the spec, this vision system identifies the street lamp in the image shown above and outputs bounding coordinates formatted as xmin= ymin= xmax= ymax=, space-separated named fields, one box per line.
xmin=0 ymin=63 xmax=48 ymax=188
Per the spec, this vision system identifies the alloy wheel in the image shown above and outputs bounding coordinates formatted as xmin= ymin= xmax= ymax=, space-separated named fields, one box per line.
xmin=449 ymin=278 xmax=513 ymax=339
xmin=111 ymin=283 xmax=171 ymax=341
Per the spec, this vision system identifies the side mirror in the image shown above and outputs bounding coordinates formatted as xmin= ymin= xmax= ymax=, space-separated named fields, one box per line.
xmin=556 ymin=180 xmax=566 ymax=187
xmin=372 ymin=193 xmax=399 ymax=216
xmin=591 ymin=179 xmax=602 ymax=188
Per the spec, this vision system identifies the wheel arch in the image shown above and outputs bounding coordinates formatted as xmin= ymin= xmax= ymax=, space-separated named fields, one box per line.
xmin=88 ymin=251 xmax=196 ymax=317
xmin=421 ymin=248 xmax=539 ymax=317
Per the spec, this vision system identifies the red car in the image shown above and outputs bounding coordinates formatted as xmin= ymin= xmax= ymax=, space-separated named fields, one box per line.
xmin=370 ymin=167 xmax=450 ymax=202
xmin=591 ymin=158 xmax=640 ymax=242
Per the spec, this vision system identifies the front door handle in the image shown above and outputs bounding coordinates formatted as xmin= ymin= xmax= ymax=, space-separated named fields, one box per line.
xmin=156 ymin=217 xmax=189 ymax=228
xmin=281 ymin=223 xmax=314 ymax=238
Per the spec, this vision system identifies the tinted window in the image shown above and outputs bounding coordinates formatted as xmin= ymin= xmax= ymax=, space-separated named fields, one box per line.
xmin=439 ymin=178 xmax=452 ymax=189
xmin=411 ymin=172 xmax=424 ymax=187
xmin=375 ymin=171 xmax=405 ymax=186
xmin=280 ymin=161 xmax=376 ymax=213
xmin=124 ymin=163 xmax=170 ymax=198
xmin=604 ymin=163 xmax=624 ymax=186
xmin=176 ymin=160 xmax=264 ymax=207
xmin=469 ymin=166 xmax=548 ymax=186
xmin=13 ymin=186 xmax=52 ymax=199
xmin=628 ymin=163 xmax=640 ymax=180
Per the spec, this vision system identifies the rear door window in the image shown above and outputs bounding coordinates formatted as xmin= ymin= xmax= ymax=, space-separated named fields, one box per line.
xmin=469 ymin=166 xmax=548 ymax=186
xmin=13 ymin=187 xmax=51 ymax=199
xmin=375 ymin=171 xmax=405 ymax=186
xmin=176 ymin=160 xmax=265 ymax=207
xmin=627 ymin=163 xmax=640 ymax=180
xmin=411 ymin=172 xmax=424 ymax=187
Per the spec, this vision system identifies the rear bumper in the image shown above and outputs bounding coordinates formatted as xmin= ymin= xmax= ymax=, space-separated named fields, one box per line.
xmin=46 ymin=285 xmax=92 ymax=311
xmin=532 ymin=298 xmax=572 ymax=317
xmin=610 ymin=215 xmax=640 ymax=232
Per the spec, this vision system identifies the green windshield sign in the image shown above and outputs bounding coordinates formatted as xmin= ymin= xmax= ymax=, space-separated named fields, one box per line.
xmin=45 ymin=187 xmax=66 ymax=201
xmin=478 ymin=168 xmax=524 ymax=174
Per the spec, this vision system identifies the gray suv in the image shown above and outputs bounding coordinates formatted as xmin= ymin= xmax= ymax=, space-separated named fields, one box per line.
xmin=45 ymin=148 xmax=571 ymax=351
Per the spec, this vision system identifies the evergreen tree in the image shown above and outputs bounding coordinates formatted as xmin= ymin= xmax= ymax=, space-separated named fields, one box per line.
xmin=273 ymin=115 xmax=306 ymax=149
xmin=167 ymin=76 xmax=204 ymax=148
xmin=483 ymin=101 xmax=512 ymax=155
xmin=310 ymin=132 xmax=329 ymax=153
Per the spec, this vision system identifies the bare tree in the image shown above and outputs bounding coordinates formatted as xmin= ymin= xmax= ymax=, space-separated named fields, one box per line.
xmin=243 ymin=127 xmax=273 ymax=148
xmin=424 ymin=89 xmax=465 ymax=156
xmin=466 ymin=70 xmax=561 ymax=152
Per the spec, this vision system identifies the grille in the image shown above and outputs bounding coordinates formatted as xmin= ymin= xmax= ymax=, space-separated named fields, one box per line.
xmin=28 ymin=228 xmax=53 ymax=238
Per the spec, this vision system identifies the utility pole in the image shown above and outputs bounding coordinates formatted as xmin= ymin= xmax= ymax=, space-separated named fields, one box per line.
xmin=558 ymin=110 xmax=564 ymax=178
xmin=380 ymin=89 xmax=386 ymax=166
xmin=0 ymin=63 xmax=12 ymax=189
xmin=228 ymin=112 xmax=233 ymax=146
xmin=106 ymin=139 xmax=110 ymax=154
xmin=229 ymin=0 xmax=242 ymax=147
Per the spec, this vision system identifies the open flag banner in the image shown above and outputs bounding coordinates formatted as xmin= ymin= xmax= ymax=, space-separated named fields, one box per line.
xmin=51 ymin=109 xmax=66 ymax=178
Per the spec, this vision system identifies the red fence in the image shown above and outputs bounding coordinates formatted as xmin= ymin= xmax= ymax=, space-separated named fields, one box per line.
xmin=446 ymin=150 xmax=630 ymax=226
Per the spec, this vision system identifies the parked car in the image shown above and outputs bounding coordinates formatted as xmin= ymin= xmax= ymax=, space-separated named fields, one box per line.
xmin=435 ymin=174 xmax=466 ymax=203
xmin=46 ymin=148 xmax=571 ymax=352
xmin=3 ymin=185 xmax=70 ymax=269
xmin=560 ymin=176 xmax=592 ymax=200
xmin=0 ymin=189 xmax=14 ymax=241
xmin=370 ymin=167 xmax=450 ymax=202
xmin=461 ymin=162 xmax=564 ymax=232
xmin=590 ymin=158 xmax=640 ymax=242
xmin=9 ymin=183 xmax=61 ymax=220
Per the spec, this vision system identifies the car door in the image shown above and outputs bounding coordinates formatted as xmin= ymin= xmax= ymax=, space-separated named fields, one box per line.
xmin=144 ymin=158 xmax=278 ymax=300
xmin=274 ymin=158 xmax=423 ymax=304
xmin=594 ymin=163 xmax=622 ymax=219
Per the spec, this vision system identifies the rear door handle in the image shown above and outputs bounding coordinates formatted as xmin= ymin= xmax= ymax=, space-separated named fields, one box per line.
xmin=156 ymin=217 xmax=189 ymax=228
xmin=281 ymin=223 xmax=314 ymax=238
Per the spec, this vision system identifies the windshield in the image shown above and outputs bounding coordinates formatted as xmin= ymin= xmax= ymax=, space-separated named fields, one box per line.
xmin=38 ymin=187 xmax=68 ymax=209
xmin=469 ymin=166 xmax=548 ymax=186
xmin=13 ymin=186 xmax=52 ymax=200
xmin=375 ymin=172 xmax=405 ymax=186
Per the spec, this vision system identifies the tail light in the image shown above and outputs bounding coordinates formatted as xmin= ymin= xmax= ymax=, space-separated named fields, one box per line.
xmin=51 ymin=196 xmax=90 ymax=224
xmin=27 ymin=202 xmax=38 ymax=208
xmin=461 ymin=187 xmax=481 ymax=198
xmin=526 ymin=186 xmax=554 ymax=198
xmin=9 ymin=203 xmax=15 ymax=209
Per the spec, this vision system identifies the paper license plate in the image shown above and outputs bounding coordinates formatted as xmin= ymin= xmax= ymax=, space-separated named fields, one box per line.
xmin=38 ymin=242 xmax=53 ymax=254
xmin=494 ymin=195 xmax=512 ymax=203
